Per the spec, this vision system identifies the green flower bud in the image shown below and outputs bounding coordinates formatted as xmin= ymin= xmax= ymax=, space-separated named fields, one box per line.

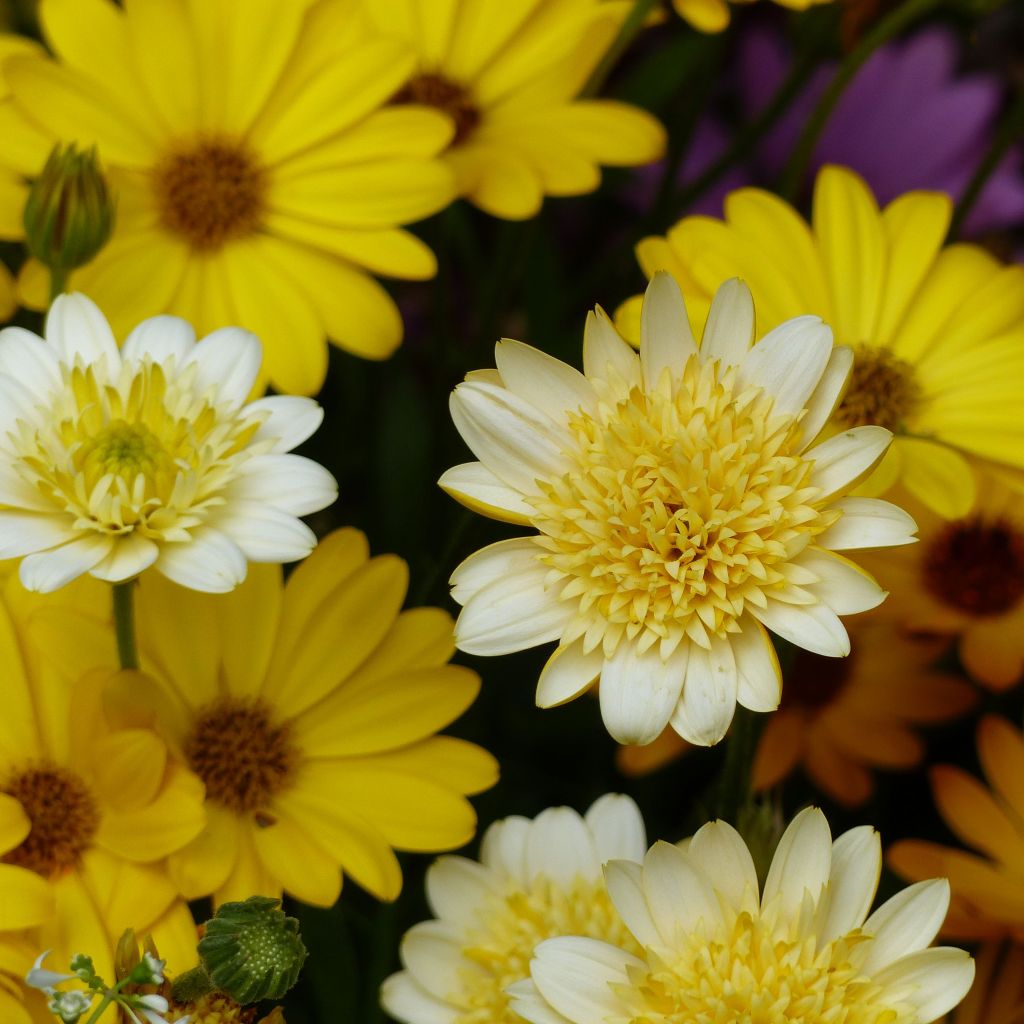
xmin=22 ymin=143 xmax=114 ymax=276
xmin=197 ymin=896 xmax=306 ymax=1005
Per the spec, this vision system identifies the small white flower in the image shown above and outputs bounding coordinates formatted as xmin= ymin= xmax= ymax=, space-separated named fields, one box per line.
xmin=133 ymin=953 xmax=166 ymax=986
xmin=47 ymin=990 xmax=93 ymax=1024
xmin=26 ymin=951 xmax=75 ymax=993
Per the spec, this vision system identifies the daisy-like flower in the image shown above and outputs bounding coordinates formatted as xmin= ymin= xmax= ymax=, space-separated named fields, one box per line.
xmin=381 ymin=794 xmax=646 ymax=1024
xmin=38 ymin=528 xmax=498 ymax=907
xmin=947 ymin=942 xmax=1024 ymax=1024
xmin=0 ymin=0 xmax=457 ymax=395
xmin=364 ymin=0 xmax=666 ymax=220
xmin=618 ymin=623 xmax=975 ymax=807
xmin=442 ymin=273 xmax=916 ymax=747
xmin=890 ymin=716 xmax=1024 ymax=943
xmin=512 ymin=808 xmax=975 ymax=1024
xmin=670 ymin=0 xmax=832 ymax=35
xmin=862 ymin=475 xmax=1024 ymax=691
xmin=618 ymin=165 xmax=1024 ymax=517
xmin=0 ymin=293 xmax=336 ymax=594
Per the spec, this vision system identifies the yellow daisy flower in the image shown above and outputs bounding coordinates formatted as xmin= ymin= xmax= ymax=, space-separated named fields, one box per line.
xmin=618 ymin=165 xmax=1024 ymax=518
xmin=890 ymin=716 xmax=1024 ymax=944
xmin=363 ymin=0 xmax=666 ymax=219
xmin=618 ymin=623 xmax=975 ymax=807
xmin=513 ymin=808 xmax=975 ymax=1024
xmin=0 ymin=0 xmax=457 ymax=394
xmin=947 ymin=942 xmax=1024 ymax=1024
xmin=0 ymin=572 xmax=204 ymax=1018
xmin=40 ymin=528 xmax=498 ymax=907
xmin=442 ymin=273 xmax=916 ymax=748
xmin=670 ymin=0 xmax=832 ymax=34
xmin=862 ymin=475 xmax=1024 ymax=691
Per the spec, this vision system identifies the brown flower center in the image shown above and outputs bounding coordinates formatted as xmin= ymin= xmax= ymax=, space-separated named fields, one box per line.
xmin=834 ymin=344 xmax=920 ymax=431
xmin=185 ymin=699 xmax=297 ymax=816
xmin=1 ymin=764 xmax=99 ymax=876
xmin=781 ymin=649 xmax=852 ymax=712
xmin=393 ymin=73 xmax=480 ymax=145
xmin=154 ymin=139 xmax=266 ymax=252
xmin=923 ymin=517 xmax=1024 ymax=616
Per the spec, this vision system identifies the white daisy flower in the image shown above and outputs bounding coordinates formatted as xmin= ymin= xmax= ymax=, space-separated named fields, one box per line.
xmin=380 ymin=794 xmax=646 ymax=1024
xmin=513 ymin=808 xmax=975 ymax=1024
xmin=441 ymin=274 xmax=916 ymax=746
xmin=0 ymin=293 xmax=336 ymax=593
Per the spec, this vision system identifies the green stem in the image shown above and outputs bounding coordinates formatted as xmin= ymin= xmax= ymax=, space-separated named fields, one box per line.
xmin=582 ymin=0 xmax=662 ymax=97
xmin=82 ymin=993 xmax=114 ymax=1024
xmin=779 ymin=0 xmax=942 ymax=201
xmin=48 ymin=266 xmax=68 ymax=304
xmin=949 ymin=89 xmax=1024 ymax=239
xmin=111 ymin=581 xmax=139 ymax=671
xmin=714 ymin=707 xmax=761 ymax=822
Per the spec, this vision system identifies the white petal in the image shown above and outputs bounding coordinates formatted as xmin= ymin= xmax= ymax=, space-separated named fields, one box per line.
xmin=495 ymin=339 xmax=596 ymax=424
xmin=155 ymin=527 xmax=248 ymax=593
xmin=536 ymin=639 xmax=603 ymax=708
xmin=506 ymin=979 xmax=571 ymax=1024
xmin=640 ymin=273 xmax=697 ymax=391
xmin=213 ymin=503 xmax=316 ymax=563
xmin=0 ymin=326 xmax=61 ymax=400
xmin=380 ymin=971 xmax=459 ymax=1024
xmin=670 ymin=639 xmax=737 ymax=747
xmin=603 ymin=859 xmax=662 ymax=947
xmin=583 ymin=306 xmax=640 ymax=387
xmin=425 ymin=856 xmax=495 ymax=925
xmin=687 ymin=820 xmax=759 ymax=913
xmin=438 ymin=462 xmax=534 ymax=524
xmin=762 ymin=808 xmax=832 ymax=920
xmin=0 ymin=464 xmax=57 ymax=511
xmin=45 ymin=292 xmax=118 ymax=366
xmin=861 ymin=879 xmax=951 ymax=974
xmin=737 ymin=315 xmax=833 ymax=418
xmin=401 ymin=920 xmax=481 ymax=1001
xmin=0 ymin=512 xmax=75 ymax=558
xmin=88 ymin=534 xmax=159 ymax=583
xmin=795 ymin=548 xmax=887 ymax=615
xmin=818 ymin=497 xmax=918 ymax=550
xmin=0 ymin=371 xmax=51 ymax=438
xmin=599 ymin=642 xmax=686 ymax=746
xmin=700 ymin=278 xmax=754 ymax=367
xmin=480 ymin=815 xmax=531 ymax=882
xmin=449 ymin=382 xmax=574 ymax=496
xmin=245 ymin=395 xmax=324 ymax=451
xmin=449 ymin=538 xmax=542 ymax=605
xmin=806 ymin=426 xmax=893 ymax=499
xmin=121 ymin=315 xmax=196 ymax=367
xmin=817 ymin=826 xmax=880 ymax=943
xmin=798 ymin=346 xmax=853 ymax=448
xmin=530 ymin=937 xmax=638 ymax=1024
xmin=186 ymin=327 xmax=262 ymax=410
xmin=871 ymin=947 xmax=975 ymax=1022
xmin=19 ymin=534 xmax=113 ymax=592
xmin=526 ymin=808 xmax=601 ymax=886
xmin=753 ymin=599 xmax=850 ymax=657
xmin=642 ymin=841 xmax=723 ymax=944
xmin=585 ymin=794 xmax=646 ymax=863
xmin=230 ymin=454 xmax=337 ymax=516
xmin=733 ymin=615 xmax=781 ymax=713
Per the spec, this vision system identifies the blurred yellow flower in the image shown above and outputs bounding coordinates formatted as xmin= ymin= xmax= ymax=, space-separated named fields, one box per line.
xmin=889 ymin=716 xmax=1024 ymax=943
xmin=363 ymin=0 xmax=666 ymax=219
xmin=946 ymin=942 xmax=1024 ymax=1024
xmin=0 ymin=0 xmax=457 ymax=394
xmin=619 ymin=166 xmax=1024 ymax=518
xmin=42 ymin=528 xmax=498 ymax=907
xmin=670 ymin=0 xmax=831 ymax=34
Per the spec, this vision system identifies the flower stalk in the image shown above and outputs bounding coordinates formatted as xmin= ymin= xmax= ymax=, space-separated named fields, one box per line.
xmin=111 ymin=582 xmax=139 ymax=672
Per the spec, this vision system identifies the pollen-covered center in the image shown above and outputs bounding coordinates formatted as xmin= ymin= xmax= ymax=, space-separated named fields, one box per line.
xmin=456 ymin=876 xmax=638 ymax=1024
xmin=834 ymin=344 xmax=920 ymax=430
xmin=393 ymin=73 xmax=480 ymax=145
xmin=1 ymin=764 xmax=99 ymax=876
xmin=630 ymin=909 xmax=914 ymax=1023
xmin=923 ymin=517 xmax=1024 ymax=616
xmin=529 ymin=357 xmax=837 ymax=656
xmin=185 ymin=699 xmax=298 ymax=815
xmin=155 ymin=138 xmax=266 ymax=251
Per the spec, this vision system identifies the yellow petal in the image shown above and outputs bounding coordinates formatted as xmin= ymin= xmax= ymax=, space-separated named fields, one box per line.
xmin=89 ymin=728 xmax=166 ymax=812
xmin=0 ymin=863 xmax=53 ymax=930
xmin=0 ymin=173 xmax=27 ymax=241
xmin=895 ymin=437 xmax=975 ymax=518
xmin=931 ymin=764 xmax=1024 ymax=866
xmin=215 ymin=825 xmax=281 ymax=906
xmin=447 ymin=144 xmax=544 ymax=220
xmin=356 ymin=736 xmax=499 ymax=797
xmin=168 ymin=805 xmax=240 ymax=900
xmin=217 ymin=564 xmax=282 ymax=698
xmin=252 ymin=807 xmax=342 ymax=907
xmin=148 ymin=900 xmax=200 ymax=973
xmin=0 ymin=262 xmax=14 ymax=322
xmin=0 ymin=793 xmax=29 ymax=854
xmin=673 ymin=0 xmax=731 ymax=32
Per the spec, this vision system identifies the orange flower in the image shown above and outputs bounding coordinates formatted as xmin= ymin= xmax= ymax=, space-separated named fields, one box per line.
xmin=946 ymin=942 xmax=1024 ymax=1024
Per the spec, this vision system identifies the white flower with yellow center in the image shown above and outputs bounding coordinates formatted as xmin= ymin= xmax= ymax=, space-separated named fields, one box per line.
xmin=512 ymin=808 xmax=975 ymax=1024
xmin=0 ymin=293 xmax=336 ymax=592
xmin=441 ymin=274 xmax=916 ymax=747
xmin=380 ymin=795 xmax=646 ymax=1024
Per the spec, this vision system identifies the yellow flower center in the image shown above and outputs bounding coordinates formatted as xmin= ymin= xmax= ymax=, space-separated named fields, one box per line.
xmin=16 ymin=360 xmax=262 ymax=539
xmin=457 ymin=876 xmax=638 ymax=1024
xmin=185 ymin=699 xmax=298 ymax=818
xmin=834 ymin=345 xmax=919 ymax=431
xmin=628 ymin=908 xmax=913 ymax=1023
xmin=154 ymin=138 xmax=266 ymax=252
xmin=1 ymin=763 xmax=99 ymax=877
xmin=529 ymin=357 xmax=837 ymax=656
xmin=393 ymin=73 xmax=480 ymax=145
xmin=168 ymin=993 xmax=260 ymax=1024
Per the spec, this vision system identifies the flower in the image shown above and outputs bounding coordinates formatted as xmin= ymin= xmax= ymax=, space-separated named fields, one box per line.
xmin=618 ymin=165 xmax=1024 ymax=518
xmin=861 ymin=475 xmax=1024 ymax=691
xmin=947 ymin=942 xmax=1024 ymax=1024
xmin=618 ymin=623 xmax=975 ymax=806
xmin=364 ymin=0 xmax=666 ymax=219
xmin=380 ymin=794 xmax=646 ymax=1024
xmin=512 ymin=808 xmax=975 ymax=1024
xmin=669 ymin=0 xmax=832 ymax=35
xmin=889 ymin=715 xmax=1024 ymax=943
xmin=0 ymin=0 xmax=458 ymax=395
xmin=0 ymin=293 xmax=337 ymax=594
xmin=43 ymin=527 xmax=498 ymax=907
xmin=442 ymin=273 xmax=915 ymax=747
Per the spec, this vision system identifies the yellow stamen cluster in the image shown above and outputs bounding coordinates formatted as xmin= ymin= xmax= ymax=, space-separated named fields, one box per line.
xmin=529 ymin=357 xmax=837 ymax=657
xmin=457 ymin=878 xmax=638 ymax=1024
